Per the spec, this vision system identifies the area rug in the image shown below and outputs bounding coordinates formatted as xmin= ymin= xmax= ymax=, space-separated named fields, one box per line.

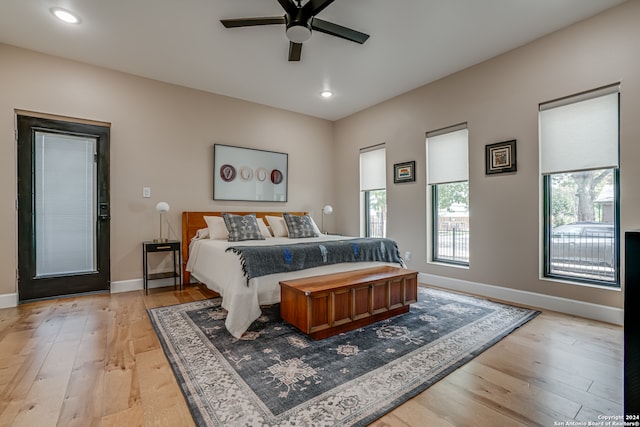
xmin=148 ymin=287 xmax=539 ymax=426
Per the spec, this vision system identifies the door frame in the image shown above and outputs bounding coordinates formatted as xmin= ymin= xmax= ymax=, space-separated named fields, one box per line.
xmin=17 ymin=114 xmax=111 ymax=301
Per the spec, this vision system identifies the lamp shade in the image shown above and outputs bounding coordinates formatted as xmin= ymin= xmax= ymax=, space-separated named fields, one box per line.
xmin=155 ymin=202 xmax=170 ymax=213
xmin=322 ymin=205 xmax=333 ymax=215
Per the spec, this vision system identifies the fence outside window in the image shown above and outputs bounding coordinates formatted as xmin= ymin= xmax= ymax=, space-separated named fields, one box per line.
xmin=435 ymin=223 xmax=469 ymax=264
xmin=549 ymin=224 xmax=615 ymax=282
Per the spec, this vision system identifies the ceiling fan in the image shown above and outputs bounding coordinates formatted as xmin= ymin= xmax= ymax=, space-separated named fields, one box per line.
xmin=220 ymin=0 xmax=369 ymax=61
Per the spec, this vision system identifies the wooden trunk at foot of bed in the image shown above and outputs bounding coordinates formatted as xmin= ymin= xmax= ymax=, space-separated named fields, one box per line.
xmin=279 ymin=266 xmax=418 ymax=339
xmin=181 ymin=211 xmax=308 ymax=286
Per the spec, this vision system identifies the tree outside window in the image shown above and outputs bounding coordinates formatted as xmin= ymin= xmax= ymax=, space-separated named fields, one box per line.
xmin=365 ymin=189 xmax=386 ymax=237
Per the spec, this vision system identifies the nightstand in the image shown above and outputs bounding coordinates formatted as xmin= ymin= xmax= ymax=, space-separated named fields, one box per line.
xmin=142 ymin=240 xmax=181 ymax=294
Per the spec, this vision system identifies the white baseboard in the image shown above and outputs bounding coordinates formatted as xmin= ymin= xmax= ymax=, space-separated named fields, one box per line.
xmin=110 ymin=278 xmax=179 ymax=293
xmin=419 ymin=273 xmax=623 ymax=326
xmin=0 ymin=292 xmax=18 ymax=309
xmin=0 ymin=278 xmax=180 ymax=305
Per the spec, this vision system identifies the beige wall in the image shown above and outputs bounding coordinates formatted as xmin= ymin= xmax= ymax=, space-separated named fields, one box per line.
xmin=333 ymin=1 xmax=640 ymax=311
xmin=0 ymin=43 xmax=334 ymax=296
xmin=1 ymin=1 xmax=637 ymax=314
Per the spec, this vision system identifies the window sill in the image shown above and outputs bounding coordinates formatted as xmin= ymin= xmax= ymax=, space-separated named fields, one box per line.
xmin=428 ymin=260 xmax=469 ymax=270
xmin=538 ymin=275 xmax=621 ymax=291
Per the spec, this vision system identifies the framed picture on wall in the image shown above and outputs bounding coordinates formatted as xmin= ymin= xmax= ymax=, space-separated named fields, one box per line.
xmin=485 ymin=140 xmax=517 ymax=175
xmin=213 ymin=144 xmax=288 ymax=202
xmin=394 ymin=161 xmax=416 ymax=183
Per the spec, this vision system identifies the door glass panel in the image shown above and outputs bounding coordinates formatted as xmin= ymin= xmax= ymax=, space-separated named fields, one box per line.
xmin=35 ymin=131 xmax=97 ymax=276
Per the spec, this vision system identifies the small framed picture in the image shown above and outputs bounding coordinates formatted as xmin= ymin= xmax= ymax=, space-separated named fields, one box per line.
xmin=485 ymin=140 xmax=517 ymax=175
xmin=394 ymin=161 xmax=416 ymax=183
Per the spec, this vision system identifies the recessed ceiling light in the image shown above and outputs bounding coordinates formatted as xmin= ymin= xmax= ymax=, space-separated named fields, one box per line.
xmin=51 ymin=8 xmax=80 ymax=24
xmin=320 ymin=90 xmax=333 ymax=98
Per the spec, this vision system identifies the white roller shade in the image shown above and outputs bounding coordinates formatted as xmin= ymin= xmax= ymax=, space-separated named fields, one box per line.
xmin=360 ymin=146 xmax=386 ymax=191
xmin=540 ymin=89 xmax=619 ymax=174
xmin=427 ymin=127 xmax=468 ymax=185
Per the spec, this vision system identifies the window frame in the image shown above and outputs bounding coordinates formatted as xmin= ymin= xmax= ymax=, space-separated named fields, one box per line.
xmin=359 ymin=144 xmax=386 ymax=238
xmin=364 ymin=189 xmax=386 ymax=238
xmin=539 ymin=84 xmax=620 ymax=287
xmin=431 ymin=182 xmax=470 ymax=266
xmin=542 ymin=168 xmax=620 ymax=287
xmin=426 ymin=123 xmax=469 ymax=267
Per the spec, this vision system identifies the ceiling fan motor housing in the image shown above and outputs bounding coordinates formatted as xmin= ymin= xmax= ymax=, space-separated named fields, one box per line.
xmin=285 ymin=11 xmax=312 ymax=43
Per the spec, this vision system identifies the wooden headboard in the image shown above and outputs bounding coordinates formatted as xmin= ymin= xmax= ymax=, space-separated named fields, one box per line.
xmin=181 ymin=211 xmax=307 ymax=285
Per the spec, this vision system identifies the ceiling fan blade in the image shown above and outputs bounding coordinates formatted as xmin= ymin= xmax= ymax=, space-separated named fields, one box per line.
xmin=311 ymin=18 xmax=369 ymax=44
xmin=221 ymin=16 xmax=285 ymax=28
xmin=302 ymin=0 xmax=335 ymax=18
xmin=277 ymin=0 xmax=298 ymax=16
xmin=288 ymin=41 xmax=302 ymax=61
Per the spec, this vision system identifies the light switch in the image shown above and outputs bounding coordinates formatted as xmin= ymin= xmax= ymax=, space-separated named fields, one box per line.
xmin=143 ymin=187 xmax=151 ymax=198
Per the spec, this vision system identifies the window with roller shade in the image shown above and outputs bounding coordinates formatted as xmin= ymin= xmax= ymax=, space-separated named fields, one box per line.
xmin=359 ymin=145 xmax=386 ymax=237
xmin=539 ymin=84 xmax=620 ymax=286
xmin=426 ymin=124 xmax=469 ymax=265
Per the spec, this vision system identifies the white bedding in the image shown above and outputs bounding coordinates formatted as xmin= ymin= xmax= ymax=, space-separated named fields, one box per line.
xmin=186 ymin=234 xmax=401 ymax=338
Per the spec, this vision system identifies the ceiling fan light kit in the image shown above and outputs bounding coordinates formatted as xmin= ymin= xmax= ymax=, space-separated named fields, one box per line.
xmin=220 ymin=0 xmax=369 ymax=61
xmin=286 ymin=23 xmax=312 ymax=43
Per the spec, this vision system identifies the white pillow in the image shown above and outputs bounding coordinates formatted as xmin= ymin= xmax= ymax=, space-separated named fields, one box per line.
xmin=265 ymin=215 xmax=288 ymax=237
xmin=257 ymin=217 xmax=272 ymax=238
xmin=204 ymin=216 xmax=229 ymax=239
xmin=193 ymin=227 xmax=209 ymax=240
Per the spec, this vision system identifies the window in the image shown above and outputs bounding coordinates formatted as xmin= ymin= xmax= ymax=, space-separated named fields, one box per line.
xmin=360 ymin=145 xmax=386 ymax=237
xmin=539 ymin=84 xmax=620 ymax=286
xmin=426 ymin=124 xmax=469 ymax=265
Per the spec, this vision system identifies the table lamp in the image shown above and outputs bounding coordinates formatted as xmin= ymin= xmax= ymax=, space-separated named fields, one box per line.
xmin=155 ymin=201 xmax=170 ymax=242
xmin=321 ymin=204 xmax=333 ymax=234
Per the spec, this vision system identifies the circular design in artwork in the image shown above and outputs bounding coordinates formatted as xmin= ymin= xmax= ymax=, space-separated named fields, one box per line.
xmin=220 ymin=164 xmax=236 ymax=182
xmin=239 ymin=166 xmax=253 ymax=181
xmin=271 ymin=169 xmax=283 ymax=185
xmin=256 ymin=167 xmax=268 ymax=182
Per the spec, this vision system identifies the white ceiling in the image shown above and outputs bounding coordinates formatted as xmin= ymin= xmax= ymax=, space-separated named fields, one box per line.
xmin=0 ymin=0 xmax=627 ymax=121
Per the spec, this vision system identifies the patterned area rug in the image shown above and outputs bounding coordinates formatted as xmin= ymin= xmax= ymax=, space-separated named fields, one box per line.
xmin=148 ymin=287 xmax=539 ymax=426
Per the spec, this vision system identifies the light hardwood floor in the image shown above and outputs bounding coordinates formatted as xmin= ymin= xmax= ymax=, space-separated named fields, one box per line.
xmin=0 ymin=284 xmax=623 ymax=427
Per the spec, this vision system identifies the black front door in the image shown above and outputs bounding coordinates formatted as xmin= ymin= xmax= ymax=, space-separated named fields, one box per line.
xmin=17 ymin=115 xmax=110 ymax=301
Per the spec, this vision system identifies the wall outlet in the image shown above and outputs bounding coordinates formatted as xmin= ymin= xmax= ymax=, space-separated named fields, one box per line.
xmin=143 ymin=187 xmax=151 ymax=198
xmin=404 ymin=251 xmax=412 ymax=261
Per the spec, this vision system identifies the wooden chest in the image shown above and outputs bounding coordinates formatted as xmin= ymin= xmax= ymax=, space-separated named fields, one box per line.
xmin=279 ymin=266 xmax=418 ymax=339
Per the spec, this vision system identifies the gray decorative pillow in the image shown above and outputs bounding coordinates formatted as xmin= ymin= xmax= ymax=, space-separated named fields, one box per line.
xmin=283 ymin=213 xmax=319 ymax=238
xmin=222 ymin=213 xmax=266 ymax=242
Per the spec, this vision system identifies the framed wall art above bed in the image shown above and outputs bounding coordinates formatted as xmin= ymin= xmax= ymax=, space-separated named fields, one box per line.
xmin=213 ymin=144 xmax=288 ymax=202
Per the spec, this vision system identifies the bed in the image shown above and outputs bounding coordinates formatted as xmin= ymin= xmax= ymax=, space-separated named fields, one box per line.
xmin=181 ymin=211 xmax=405 ymax=338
